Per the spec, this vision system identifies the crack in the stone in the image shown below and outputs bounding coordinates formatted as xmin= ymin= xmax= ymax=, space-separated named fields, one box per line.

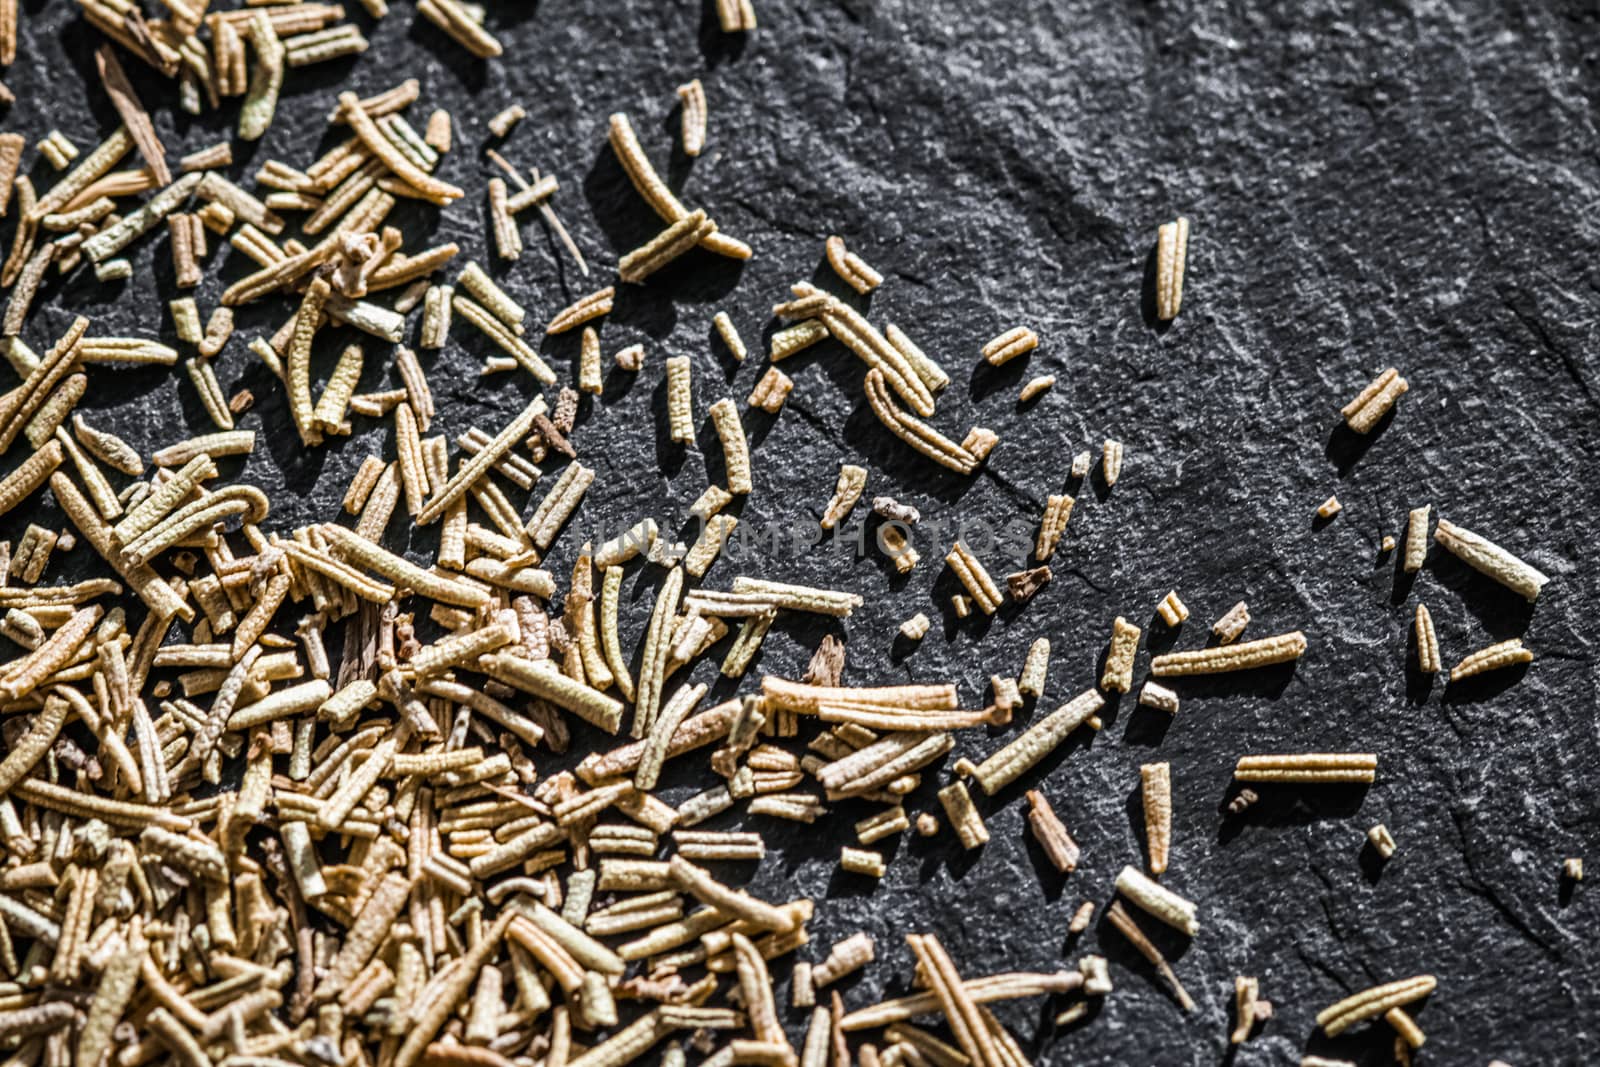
xmin=974 ymin=461 xmax=1044 ymax=514
xmin=729 ymin=195 xmax=827 ymax=244
xmin=1296 ymin=942 xmax=1352 ymax=994
xmin=1055 ymin=566 xmax=1108 ymax=596
xmin=1496 ymin=284 xmax=1600 ymax=412
xmin=1448 ymin=805 xmax=1563 ymax=963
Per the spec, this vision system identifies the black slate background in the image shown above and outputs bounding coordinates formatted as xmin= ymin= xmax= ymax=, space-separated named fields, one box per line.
xmin=3 ymin=1 xmax=1599 ymax=1064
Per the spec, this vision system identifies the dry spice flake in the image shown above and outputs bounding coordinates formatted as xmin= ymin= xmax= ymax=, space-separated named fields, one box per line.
xmin=1154 ymin=216 xmax=1190 ymax=320
xmin=1100 ymin=616 xmax=1140 ymax=692
xmin=747 ymin=365 xmax=793 ymax=413
xmin=826 ymin=235 xmax=883 ymax=295
xmin=1138 ymin=680 xmax=1179 ymax=714
xmin=1006 ymin=564 xmax=1050 ymax=603
xmin=1212 ymin=599 xmax=1250 ymax=644
xmin=965 ymin=688 xmax=1104 ymax=796
xmin=1102 ymin=438 xmax=1124 ymax=486
xmin=938 ymin=780 xmax=989 ymax=850
xmin=1233 ymin=752 xmax=1378 ymax=784
xmin=1035 ymin=494 xmax=1074 ymax=560
xmin=899 ymin=613 xmax=930 ymax=641
xmin=821 ymin=464 xmax=867 ymax=530
xmin=677 ymin=78 xmax=708 ymax=156
xmin=1025 ymin=790 xmax=1080 ymax=873
xmin=419 ymin=0 xmax=505 ymax=57
xmin=1433 ymin=517 xmax=1550 ymax=601
xmin=1448 ymin=638 xmax=1533 ymax=683
xmin=1341 ymin=366 xmax=1409 ymax=434
xmin=713 ymin=310 xmax=747 ymax=362
xmin=1115 ymin=865 xmax=1199 ymax=936
xmin=946 ymin=540 xmax=1004 ymax=615
xmin=608 ymin=112 xmax=751 ymax=260
xmin=1155 ymin=590 xmax=1189 ymax=627
xmin=1316 ymin=975 xmax=1437 ymax=1037
xmin=1018 ymin=373 xmax=1055 ymax=402
xmin=1017 ymin=637 xmax=1050 ymax=698
xmin=1414 ymin=603 xmax=1441 ymax=675
xmin=1151 ymin=630 xmax=1305 ymax=677
xmin=1141 ymin=761 xmax=1172 ymax=874
xmin=981 ymin=325 xmax=1037 ymax=367
xmin=1105 ymin=899 xmax=1195 ymax=1012
xmin=1232 ymin=977 xmax=1272 ymax=1044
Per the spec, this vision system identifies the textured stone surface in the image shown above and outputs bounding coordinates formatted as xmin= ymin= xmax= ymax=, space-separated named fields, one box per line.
xmin=4 ymin=1 xmax=1598 ymax=1064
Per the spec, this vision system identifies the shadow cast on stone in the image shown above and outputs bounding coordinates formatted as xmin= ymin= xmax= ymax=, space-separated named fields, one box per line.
xmin=888 ymin=628 xmax=927 ymax=666
xmin=1020 ymin=826 xmax=1070 ymax=905
xmin=1139 ymin=243 xmax=1171 ymax=335
xmin=582 ymin=142 xmax=666 ymax=246
xmin=1440 ymin=661 xmax=1529 ymax=705
xmin=597 ymin=282 xmax=676 ymax=342
xmin=838 ymin=401 xmax=987 ymax=510
xmin=1039 ymin=994 xmax=1100 ymax=1048
xmin=1403 ymin=658 xmax=1437 ymax=707
xmin=1389 ymin=539 xmax=1420 ymax=606
xmin=622 ymin=544 xmax=676 ymax=612
xmin=1093 ymin=907 xmax=1190 ymax=1012
xmin=1358 ymin=839 xmax=1388 ymax=884
xmin=932 ymin=561 xmax=995 ymax=641
xmin=405 ymin=18 xmax=490 ymax=92
xmin=1147 ymin=612 xmax=1182 ymax=653
xmin=640 ymin=246 xmax=747 ymax=308
xmin=1121 ymin=704 xmax=1173 ymax=748
xmin=1124 ymin=784 xmax=1151 ymax=871
xmin=767 ymin=611 xmax=847 ymax=671
xmin=487 ymin=2 xmax=543 ymax=31
xmin=1018 ymin=990 xmax=1086 ymax=1061
xmin=599 ymin=361 xmax=640 ymax=406
xmin=1325 ymin=413 xmax=1394 ymax=477
xmin=807 ymin=251 xmax=870 ymax=307
xmin=583 ymin=143 xmax=751 ymax=308
xmin=697 ymin=0 xmax=750 ymax=67
xmin=1215 ymin=781 xmax=1372 ymax=846
xmin=914 ymin=827 xmax=985 ymax=884
xmin=743 ymin=398 xmax=785 ymax=450
xmin=649 ymin=375 xmax=690 ymax=481
xmin=995 ymin=574 xmax=1048 ymax=625
xmin=1163 ymin=659 xmax=1299 ymax=701
xmin=279 ymin=45 xmax=371 ymax=105
xmin=968 ymin=349 xmax=1028 ymax=404
xmin=660 ymin=105 xmax=701 ymax=191
xmin=1299 ymin=1027 xmax=1403 ymax=1066
xmin=1087 ymin=457 xmax=1115 ymax=503
xmin=1426 ymin=549 xmax=1535 ymax=640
